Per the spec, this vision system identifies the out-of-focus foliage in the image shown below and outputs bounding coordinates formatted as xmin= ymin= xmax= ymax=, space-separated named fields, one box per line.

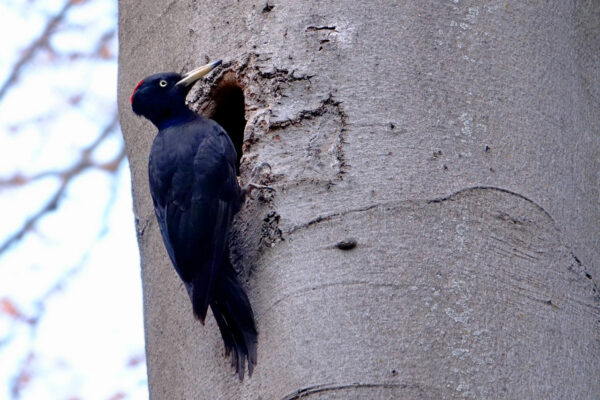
xmin=0 ymin=0 xmax=147 ymax=398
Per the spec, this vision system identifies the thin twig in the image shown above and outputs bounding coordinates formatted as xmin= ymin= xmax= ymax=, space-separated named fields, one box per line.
xmin=0 ymin=113 xmax=121 ymax=256
xmin=0 ymin=0 xmax=76 ymax=102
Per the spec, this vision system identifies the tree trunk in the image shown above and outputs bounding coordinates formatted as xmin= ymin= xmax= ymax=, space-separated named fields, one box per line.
xmin=118 ymin=1 xmax=600 ymax=399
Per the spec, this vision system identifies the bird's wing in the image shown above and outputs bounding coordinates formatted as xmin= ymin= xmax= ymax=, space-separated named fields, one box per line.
xmin=162 ymin=120 xmax=240 ymax=320
xmin=148 ymin=136 xmax=179 ymax=274
xmin=164 ymin=195 xmax=231 ymax=321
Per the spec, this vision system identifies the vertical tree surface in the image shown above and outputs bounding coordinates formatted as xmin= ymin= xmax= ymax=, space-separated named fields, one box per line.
xmin=118 ymin=1 xmax=599 ymax=399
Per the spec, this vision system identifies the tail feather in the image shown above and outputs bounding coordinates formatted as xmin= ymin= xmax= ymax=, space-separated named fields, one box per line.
xmin=210 ymin=258 xmax=257 ymax=380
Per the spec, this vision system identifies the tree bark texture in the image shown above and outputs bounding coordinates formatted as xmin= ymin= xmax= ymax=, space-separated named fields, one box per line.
xmin=118 ymin=1 xmax=599 ymax=399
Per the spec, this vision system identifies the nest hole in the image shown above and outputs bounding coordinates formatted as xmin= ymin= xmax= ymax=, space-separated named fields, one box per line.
xmin=209 ymin=74 xmax=245 ymax=174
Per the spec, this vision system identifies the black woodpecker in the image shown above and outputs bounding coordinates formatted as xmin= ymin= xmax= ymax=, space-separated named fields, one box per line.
xmin=130 ymin=60 xmax=257 ymax=380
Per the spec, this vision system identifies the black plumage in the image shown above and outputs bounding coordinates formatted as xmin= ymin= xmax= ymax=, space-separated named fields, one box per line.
xmin=130 ymin=61 xmax=257 ymax=379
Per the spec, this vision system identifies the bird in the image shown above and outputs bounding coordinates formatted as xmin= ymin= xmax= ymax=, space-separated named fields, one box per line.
xmin=130 ymin=60 xmax=259 ymax=380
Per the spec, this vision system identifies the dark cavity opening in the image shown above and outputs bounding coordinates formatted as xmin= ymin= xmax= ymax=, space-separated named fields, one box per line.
xmin=209 ymin=74 xmax=245 ymax=174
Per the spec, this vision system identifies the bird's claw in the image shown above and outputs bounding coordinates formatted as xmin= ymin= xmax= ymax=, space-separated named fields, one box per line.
xmin=243 ymin=182 xmax=275 ymax=199
xmin=251 ymin=162 xmax=271 ymax=179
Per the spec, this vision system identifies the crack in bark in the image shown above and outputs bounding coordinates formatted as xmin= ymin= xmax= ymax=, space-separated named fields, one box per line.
xmin=286 ymin=203 xmax=378 ymax=235
xmin=569 ymin=251 xmax=600 ymax=307
xmin=256 ymin=67 xmax=314 ymax=83
xmin=305 ymin=26 xmax=337 ymax=32
xmin=269 ymin=94 xmax=339 ymax=130
xmin=280 ymin=382 xmax=415 ymax=400
xmin=427 ymin=185 xmax=556 ymax=224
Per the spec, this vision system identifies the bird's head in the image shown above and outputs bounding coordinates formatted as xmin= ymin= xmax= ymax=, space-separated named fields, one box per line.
xmin=130 ymin=60 xmax=222 ymax=128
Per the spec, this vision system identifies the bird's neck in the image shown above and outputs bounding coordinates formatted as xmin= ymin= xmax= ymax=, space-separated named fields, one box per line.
xmin=153 ymin=106 xmax=198 ymax=130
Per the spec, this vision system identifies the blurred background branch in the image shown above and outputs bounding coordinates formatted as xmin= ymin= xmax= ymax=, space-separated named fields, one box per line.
xmin=0 ymin=0 xmax=75 ymax=101
xmin=0 ymin=114 xmax=121 ymax=256
xmin=0 ymin=0 xmax=146 ymax=398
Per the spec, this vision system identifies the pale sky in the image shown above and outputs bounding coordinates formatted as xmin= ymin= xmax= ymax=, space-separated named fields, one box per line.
xmin=0 ymin=0 xmax=147 ymax=398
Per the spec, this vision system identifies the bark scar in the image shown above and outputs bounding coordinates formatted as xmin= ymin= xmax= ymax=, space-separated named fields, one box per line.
xmin=427 ymin=185 xmax=555 ymax=223
xmin=305 ymin=26 xmax=337 ymax=32
xmin=269 ymin=94 xmax=348 ymax=180
xmin=287 ymin=203 xmax=378 ymax=235
xmin=285 ymin=186 xmax=599 ymax=307
xmin=280 ymin=382 xmax=416 ymax=400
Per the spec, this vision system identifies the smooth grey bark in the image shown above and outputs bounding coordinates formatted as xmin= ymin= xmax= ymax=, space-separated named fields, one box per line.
xmin=118 ymin=1 xmax=600 ymax=399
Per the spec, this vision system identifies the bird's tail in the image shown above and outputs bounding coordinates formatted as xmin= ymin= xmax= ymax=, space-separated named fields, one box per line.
xmin=210 ymin=257 xmax=258 ymax=380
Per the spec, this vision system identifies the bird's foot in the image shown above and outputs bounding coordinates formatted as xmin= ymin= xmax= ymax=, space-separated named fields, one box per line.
xmin=243 ymin=162 xmax=275 ymax=199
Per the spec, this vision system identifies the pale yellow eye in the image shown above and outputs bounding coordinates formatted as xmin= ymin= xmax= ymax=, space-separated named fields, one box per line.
xmin=159 ymin=80 xmax=168 ymax=87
